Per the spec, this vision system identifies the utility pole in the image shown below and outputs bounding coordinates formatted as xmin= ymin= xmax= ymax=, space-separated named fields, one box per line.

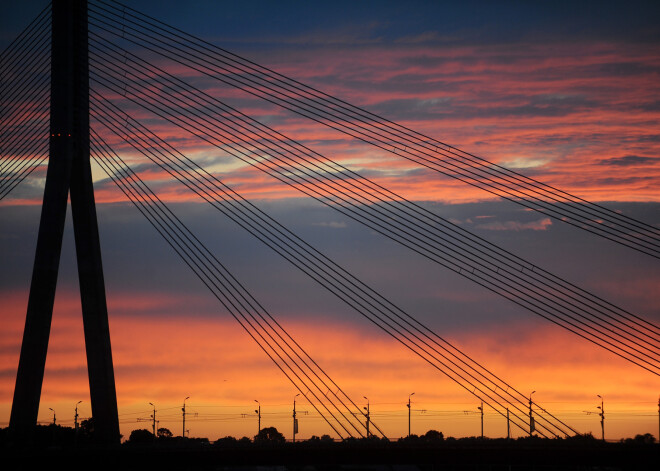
xmin=529 ymin=390 xmax=536 ymax=437
xmin=149 ymin=402 xmax=156 ymax=439
xmin=254 ymin=399 xmax=261 ymax=435
xmin=363 ymin=396 xmax=370 ymax=438
xmin=74 ymin=401 xmax=82 ymax=434
xmin=597 ymin=395 xmax=604 ymax=441
xmin=182 ymin=396 xmax=189 ymax=438
xmin=478 ymin=401 xmax=484 ymax=438
xmin=74 ymin=400 xmax=82 ymax=446
xmin=506 ymin=407 xmax=510 ymax=439
xmin=293 ymin=393 xmax=299 ymax=443
xmin=48 ymin=407 xmax=56 ymax=425
xmin=407 ymin=392 xmax=415 ymax=438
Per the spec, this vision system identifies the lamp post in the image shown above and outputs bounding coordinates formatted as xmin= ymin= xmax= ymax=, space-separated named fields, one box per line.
xmin=149 ymin=402 xmax=156 ymax=439
xmin=478 ymin=401 xmax=484 ymax=439
xmin=407 ymin=392 xmax=415 ymax=438
xmin=254 ymin=400 xmax=261 ymax=435
xmin=48 ymin=407 xmax=56 ymax=425
xmin=74 ymin=400 xmax=82 ymax=434
xmin=363 ymin=396 xmax=370 ymax=438
xmin=293 ymin=393 xmax=300 ymax=443
xmin=597 ymin=395 xmax=605 ymax=441
xmin=529 ymin=391 xmax=536 ymax=437
xmin=182 ymin=396 xmax=190 ymax=438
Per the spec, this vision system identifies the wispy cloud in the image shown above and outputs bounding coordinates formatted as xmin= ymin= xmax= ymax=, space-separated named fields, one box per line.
xmin=476 ymin=217 xmax=553 ymax=232
xmin=312 ymin=221 xmax=347 ymax=229
xmin=600 ymin=155 xmax=658 ymax=167
xmin=4 ymin=38 xmax=659 ymax=208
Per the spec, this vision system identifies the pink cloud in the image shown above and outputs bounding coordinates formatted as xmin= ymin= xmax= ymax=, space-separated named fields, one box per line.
xmin=476 ymin=217 xmax=553 ymax=231
xmin=4 ymin=37 xmax=659 ymax=209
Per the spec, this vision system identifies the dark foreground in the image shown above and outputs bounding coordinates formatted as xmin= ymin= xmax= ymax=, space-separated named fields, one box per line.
xmin=4 ymin=441 xmax=658 ymax=471
xmin=2 ymin=426 xmax=657 ymax=470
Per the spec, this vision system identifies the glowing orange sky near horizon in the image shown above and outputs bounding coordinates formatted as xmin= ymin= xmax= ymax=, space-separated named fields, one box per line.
xmin=0 ymin=289 xmax=657 ymax=441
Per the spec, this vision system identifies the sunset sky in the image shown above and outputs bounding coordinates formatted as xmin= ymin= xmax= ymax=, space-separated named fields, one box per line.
xmin=1 ymin=1 xmax=659 ymax=441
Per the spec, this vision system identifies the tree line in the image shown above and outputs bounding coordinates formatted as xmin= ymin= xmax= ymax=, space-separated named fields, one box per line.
xmin=0 ymin=421 xmax=656 ymax=449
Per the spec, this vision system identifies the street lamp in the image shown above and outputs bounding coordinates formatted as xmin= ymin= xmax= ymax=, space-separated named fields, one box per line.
xmin=149 ymin=402 xmax=157 ymax=438
xmin=48 ymin=407 xmax=56 ymax=425
xmin=528 ymin=391 xmax=536 ymax=437
xmin=254 ymin=399 xmax=261 ymax=435
xmin=597 ymin=395 xmax=605 ymax=441
xmin=182 ymin=396 xmax=190 ymax=438
xmin=363 ymin=396 xmax=370 ymax=438
xmin=478 ymin=401 xmax=484 ymax=439
xmin=293 ymin=393 xmax=300 ymax=443
xmin=407 ymin=392 xmax=415 ymax=438
xmin=74 ymin=400 xmax=82 ymax=433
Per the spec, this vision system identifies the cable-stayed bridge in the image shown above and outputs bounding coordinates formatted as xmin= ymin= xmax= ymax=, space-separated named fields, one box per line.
xmin=1 ymin=0 xmax=659 ymax=443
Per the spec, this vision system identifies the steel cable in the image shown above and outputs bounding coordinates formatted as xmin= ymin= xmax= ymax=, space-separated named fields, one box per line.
xmin=88 ymin=0 xmax=660 ymax=259
xmin=87 ymin=51 xmax=660 ymax=374
xmin=91 ymin=93 xmax=577 ymax=437
xmin=91 ymin=130 xmax=384 ymax=439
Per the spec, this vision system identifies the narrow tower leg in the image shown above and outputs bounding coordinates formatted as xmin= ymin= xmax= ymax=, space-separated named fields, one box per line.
xmin=9 ymin=0 xmax=79 ymax=439
xmin=67 ymin=0 xmax=120 ymax=443
xmin=7 ymin=102 xmax=73 ymax=439
xmin=70 ymin=140 xmax=120 ymax=444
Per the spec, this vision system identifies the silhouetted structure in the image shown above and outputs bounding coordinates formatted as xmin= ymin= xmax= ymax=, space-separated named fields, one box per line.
xmin=9 ymin=0 xmax=120 ymax=444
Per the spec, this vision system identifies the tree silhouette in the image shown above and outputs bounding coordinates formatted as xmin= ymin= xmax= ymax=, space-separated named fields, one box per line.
xmin=80 ymin=417 xmax=94 ymax=438
xmin=127 ymin=428 xmax=154 ymax=444
xmin=627 ymin=433 xmax=656 ymax=444
xmin=254 ymin=426 xmax=285 ymax=443
xmin=423 ymin=429 xmax=444 ymax=442
xmin=214 ymin=436 xmax=237 ymax=446
xmin=157 ymin=427 xmax=173 ymax=439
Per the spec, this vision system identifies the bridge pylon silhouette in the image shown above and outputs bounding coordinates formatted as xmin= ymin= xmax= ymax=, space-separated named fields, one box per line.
xmin=9 ymin=0 xmax=120 ymax=443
